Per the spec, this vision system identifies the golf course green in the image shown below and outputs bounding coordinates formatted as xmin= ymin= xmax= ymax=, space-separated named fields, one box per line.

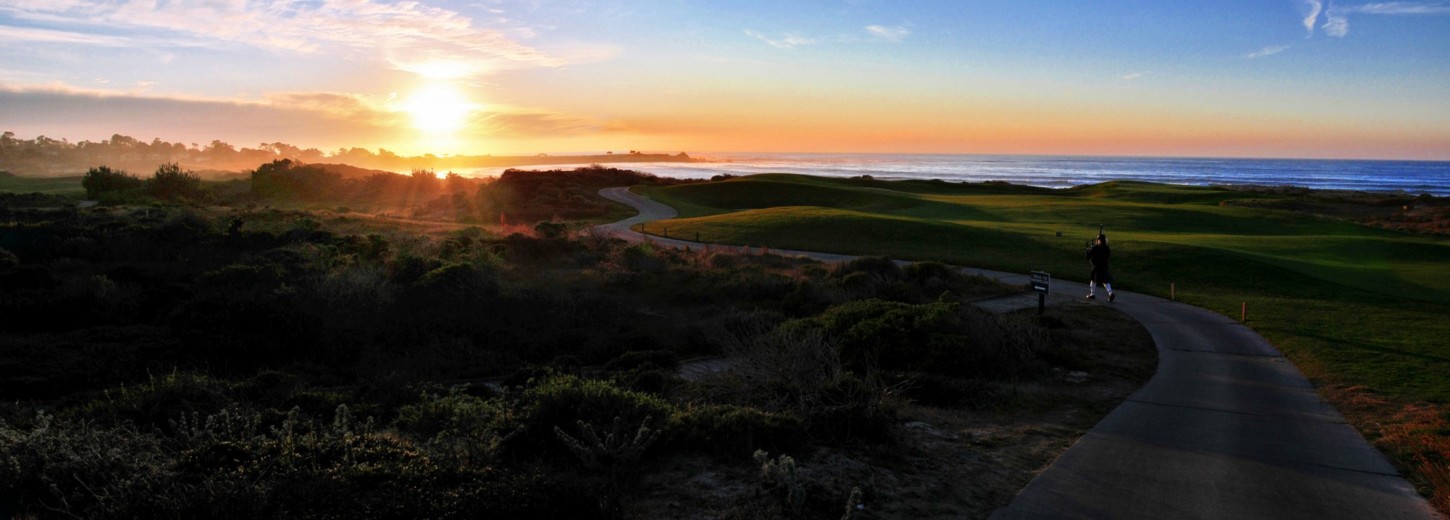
xmin=638 ymin=174 xmax=1450 ymax=405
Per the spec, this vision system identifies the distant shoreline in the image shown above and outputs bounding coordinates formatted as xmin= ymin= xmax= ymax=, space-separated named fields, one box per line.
xmin=425 ymin=151 xmax=696 ymax=170
xmin=598 ymin=153 xmax=1450 ymax=197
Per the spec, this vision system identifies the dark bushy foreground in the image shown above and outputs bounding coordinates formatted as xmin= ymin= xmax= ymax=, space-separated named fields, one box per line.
xmin=0 ymin=204 xmax=1070 ymax=518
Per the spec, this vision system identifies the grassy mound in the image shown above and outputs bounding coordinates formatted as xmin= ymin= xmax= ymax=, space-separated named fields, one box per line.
xmin=639 ymin=175 xmax=1450 ymax=402
xmin=639 ymin=174 xmax=1450 ymax=509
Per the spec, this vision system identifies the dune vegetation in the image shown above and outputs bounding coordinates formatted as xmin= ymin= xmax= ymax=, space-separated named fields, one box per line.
xmin=0 ymin=165 xmax=1162 ymax=518
xmin=640 ymin=173 xmax=1450 ymax=507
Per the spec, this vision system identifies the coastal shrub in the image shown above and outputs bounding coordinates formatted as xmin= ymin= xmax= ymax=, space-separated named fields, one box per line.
xmin=893 ymin=373 xmax=1005 ymax=409
xmin=706 ymin=252 xmax=737 ymax=269
xmin=781 ymin=280 xmax=832 ymax=317
xmin=0 ymin=326 xmax=176 ymax=399
xmin=0 ymin=247 xmax=17 ymax=270
xmin=606 ymin=350 xmax=684 ymax=393
xmin=669 ymin=404 xmax=806 ymax=457
xmin=385 ymin=253 xmax=439 ymax=284
xmin=249 ymin=159 xmax=341 ymax=200
xmin=700 ymin=266 xmax=795 ymax=304
xmin=1 ymin=414 xmax=178 ymax=519
xmin=816 ymin=299 xmax=959 ymax=372
xmin=57 ymin=273 xmax=139 ymax=326
xmin=936 ymin=311 xmax=1052 ymax=379
xmin=395 ymin=387 xmax=504 ymax=439
xmin=396 ymin=388 xmax=511 ymax=466
xmin=706 ymin=322 xmax=896 ymax=443
xmin=553 ymin=415 xmax=661 ymax=473
xmin=174 ymin=259 xmax=317 ymax=368
xmin=412 ymin=263 xmax=499 ymax=302
xmin=232 ymin=370 xmax=307 ymax=407
xmin=904 ymin=261 xmax=968 ymax=300
xmin=534 ymin=220 xmax=568 ymax=240
xmin=501 ymin=232 xmax=578 ymax=263
xmin=74 ymin=372 xmax=233 ymax=432
xmin=610 ymin=367 xmax=681 ymax=396
xmin=873 ymin=279 xmax=923 ymax=303
xmin=904 ymin=261 xmax=958 ymax=282
xmin=311 ymin=265 xmax=392 ymax=315
xmin=653 ymin=245 xmax=697 ymax=267
xmin=811 ymin=298 xmax=1047 ymax=379
xmin=835 ymin=256 xmax=902 ymax=281
xmin=743 ymin=251 xmax=802 ymax=270
xmin=158 ymin=208 xmax=214 ymax=239
xmin=711 ymin=323 xmax=843 ymax=407
xmin=620 ymin=244 xmax=667 ymax=273
xmin=839 ymin=270 xmax=873 ymax=291
xmin=605 ymin=350 xmax=680 ymax=373
xmin=57 ymin=236 xmax=103 ymax=260
xmin=805 ymin=372 xmax=895 ymax=442
xmin=1 ymin=405 xmax=611 ymax=519
xmin=507 ymin=375 xmax=675 ymax=460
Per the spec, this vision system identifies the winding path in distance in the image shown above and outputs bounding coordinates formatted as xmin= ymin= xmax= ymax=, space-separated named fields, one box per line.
xmin=592 ymin=186 xmax=1441 ymax=520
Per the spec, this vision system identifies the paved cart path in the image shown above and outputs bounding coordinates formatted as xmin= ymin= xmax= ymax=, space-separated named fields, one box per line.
xmin=593 ymin=187 xmax=1441 ymax=520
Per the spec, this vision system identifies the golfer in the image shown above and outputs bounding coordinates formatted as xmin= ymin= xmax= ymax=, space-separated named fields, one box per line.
xmin=1086 ymin=233 xmax=1114 ymax=302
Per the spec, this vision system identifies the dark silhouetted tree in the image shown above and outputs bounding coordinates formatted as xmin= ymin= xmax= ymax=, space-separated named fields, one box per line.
xmin=146 ymin=163 xmax=204 ymax=201
xmin=81 ymin=166 xmax=143 ymax=199
xmin=250 ymin=159 xmax=340 ymax=200
xmin=411 ymin=169 xmax=440 ymax=195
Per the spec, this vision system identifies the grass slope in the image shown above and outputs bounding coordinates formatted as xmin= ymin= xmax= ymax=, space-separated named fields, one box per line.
xmin=0 ymin=175 xmax=84 ymax=196
xmin=640 ymin=175 xmax=1450 ymax=403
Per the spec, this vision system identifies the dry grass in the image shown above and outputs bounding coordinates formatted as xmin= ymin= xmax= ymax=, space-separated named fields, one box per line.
xmin=1324 ymin=384 xmax=1450 ymax=514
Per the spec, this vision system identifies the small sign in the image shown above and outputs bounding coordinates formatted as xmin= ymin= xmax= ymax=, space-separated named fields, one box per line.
xmin=1031 ymin=271 xmax=1050 ymax=294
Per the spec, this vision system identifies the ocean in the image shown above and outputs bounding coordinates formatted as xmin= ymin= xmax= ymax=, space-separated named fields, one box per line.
xmin=466 ymin=153 xmax=1450 ymax=196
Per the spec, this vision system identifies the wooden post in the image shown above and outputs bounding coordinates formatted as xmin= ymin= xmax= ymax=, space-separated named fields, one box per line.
xmin=663 ymin=226 xmax=668 ymax=238
xmin=1241 ymin=302 xmax=1247 ymax=323
xmin=695 ymin=232 xmax=700 ymax=243
xmin=1171 ymin=283 xmax=1176 ymax=300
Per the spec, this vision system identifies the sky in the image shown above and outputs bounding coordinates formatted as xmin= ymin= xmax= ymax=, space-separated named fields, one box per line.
xmin=1 ymin=0 xmax=1448 ymax=159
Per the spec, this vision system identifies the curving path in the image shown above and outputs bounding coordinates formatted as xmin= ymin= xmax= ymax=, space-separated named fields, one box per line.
xmin=593 ymin=186 xmax=1441 ymax=520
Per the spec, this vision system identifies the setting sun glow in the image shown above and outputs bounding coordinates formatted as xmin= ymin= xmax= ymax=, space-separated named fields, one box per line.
xmin=402 ymin=84 xmax=474 ymax=134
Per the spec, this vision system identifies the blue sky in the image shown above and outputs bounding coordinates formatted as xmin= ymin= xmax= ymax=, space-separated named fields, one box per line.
xmin=1 ymin=0 xmax=1447 ymax=158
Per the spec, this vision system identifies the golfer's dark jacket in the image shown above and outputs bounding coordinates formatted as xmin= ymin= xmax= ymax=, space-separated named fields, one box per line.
xmin=1087 ymin=244 xmax=1111 ymax=270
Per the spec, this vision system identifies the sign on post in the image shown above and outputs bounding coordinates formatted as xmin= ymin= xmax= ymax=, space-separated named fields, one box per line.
xmin=1030 ymin=271 xmax=1050 ymax=315
xmin=1030 ymin=271 xmax=1050 ymax=294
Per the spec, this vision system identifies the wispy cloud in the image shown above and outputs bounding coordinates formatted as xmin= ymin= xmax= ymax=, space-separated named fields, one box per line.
xmin=1121 ymin=71 xmax=1148 ymax=81
xmin=1247 ymin=44 xmax=1291 ymax=58
xmin=1311 ymin=1 xmax=1450 ymax=37
xmin=744 ymin=29 xmax=816 ymax=49
xmin=1323 ymin=8 xmax=1352 ymax=36
xmin=476 ymin=109 xmax=607 ymax=137
xmin=1301 ymin=0 xmax=1324 ymax=35
xmin=0 ymin=0 xmax=562 ymax=75
xmin=0 ymin=25 xmax=130 ymax=46
xmin=1355 ymin=2 xmax=1450 ymax=13
xmin=864 ymin=25 xmax=910 ymax=42
xmin=268 ymin=92 xmax=397 ymax=125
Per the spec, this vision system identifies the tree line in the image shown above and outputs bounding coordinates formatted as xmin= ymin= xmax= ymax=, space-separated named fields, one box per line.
xmin=79 ymin=159 xmax=693 ymax=226
xmin=0 ymin=131 xmax=694 ymax=178
xmin=0 ymin=131 xmax=447 ymax=177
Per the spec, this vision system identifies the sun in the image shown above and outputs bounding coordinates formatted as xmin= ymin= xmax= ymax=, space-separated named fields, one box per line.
xmin=402 ymin=83 xmax=475 ymax=134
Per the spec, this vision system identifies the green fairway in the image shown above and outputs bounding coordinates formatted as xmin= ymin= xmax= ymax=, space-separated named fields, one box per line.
xmin=0 ymin=175 xmax=84 ymax=196
xmin=640 ymin=175 xmax=1450 ymax=403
